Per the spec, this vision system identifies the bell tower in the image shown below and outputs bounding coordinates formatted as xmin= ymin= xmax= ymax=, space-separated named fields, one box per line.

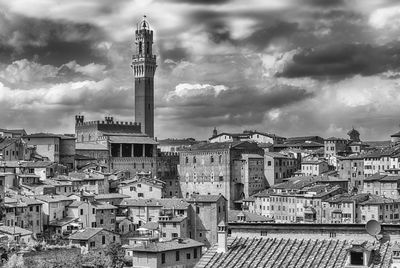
xmin=132 ymin=16 xmax=157 ymax=137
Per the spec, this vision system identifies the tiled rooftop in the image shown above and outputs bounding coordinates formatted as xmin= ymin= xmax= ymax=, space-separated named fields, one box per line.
xmin=94 ymin=193 xmax=130 ymax=200
xmin=35 ymin=194 xmax=73 ymax=203
xmin=0 ymin=226 xmax=32 ymax=236
xmin=228 ymin=211 xmax=272 ymax=223
xmin=124 ymin=238 xmax=203 ymax=252
xmin=186 ymin=195 xmax=225 ymax=203
xmin=196 ymin=237 xmax=393 ymax=268
xmin=121 ymin=198 xmax=190 ymax=209
xmin=69 ymin=228 xmax=108 ymax=240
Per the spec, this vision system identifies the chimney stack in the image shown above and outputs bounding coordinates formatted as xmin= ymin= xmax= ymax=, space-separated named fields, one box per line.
xmin=217 ymin=220 xmax=227 ymax=253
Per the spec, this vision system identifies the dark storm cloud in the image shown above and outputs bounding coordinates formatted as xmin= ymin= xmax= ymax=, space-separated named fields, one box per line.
xmin=165 ymin=0 xmax=230 ymax=5
xmin=162 ymin=84 xmax=314 ymax=127
xmin=158 ymin=43 xmax=189 ymax=63
xmin=303 ymin=0 xmax=344 ymax=7
xmin=278 ymin=42 xmax=400 ymax=78
xmin=0 ymin=13 xmax=109 ymax=66
xmin=242 ymin=21 xmax=299 ymax=51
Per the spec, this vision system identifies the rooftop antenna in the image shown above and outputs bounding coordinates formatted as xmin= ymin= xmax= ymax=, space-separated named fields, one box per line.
xmin=365 ymin=219 xmax=383 ymax=241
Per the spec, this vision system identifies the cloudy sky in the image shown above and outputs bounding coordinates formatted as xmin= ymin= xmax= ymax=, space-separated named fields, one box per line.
xmin=1 ymin=0 xmax=400 ymax=141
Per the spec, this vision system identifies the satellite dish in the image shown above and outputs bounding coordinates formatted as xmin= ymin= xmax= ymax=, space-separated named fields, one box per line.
xmin=365 ymin=220 xmax=382 ymax=240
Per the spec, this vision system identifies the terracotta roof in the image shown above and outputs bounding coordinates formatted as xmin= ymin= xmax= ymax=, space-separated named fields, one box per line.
xmin=158 ymin=138 xmax=197 ymax=146
xmin=68 ymin=201 xmax=86 ymax=207
xmin=228 ymin=211 xmax=272 ymax=223
xmin=94 ymin=202 xmax=117 ymax=210
xmin=141 ymin=222 xmax=159 ymax=230
xmin=186 ymin=195 xmax=225 ymax=203
xmin=49 ymin=217 xmax=79 ymax=227
xmin=75 ymin=143 xmax=108 ymax=151
xmin=121 ymin=198 xmax=190 ymax=210
xmin=0 ymin=226 xmax=32 ymax=236
xmin=108 ymin=135 xmax=158 ymax=145
xmin=264 ymin=152 xmax=291 ymax=159
xmin=5 ymin=195 xmax=43 ymax=206
xmin=0 ymin=138 xmax=20 ymax=150
xmin=196 ymin=237 xmax=392 ymax=268
xmin=360 ymin=195 xmax=398 ymax=205
xmin=95 ymin=193 xmax=130 ymax=200
xmin=125 ymin=238 xmax=203 ymax=253
xmin=69 ymin=228 xmax=103 ymax=240
xmin=35 ymin=194 xmax=73 ymax=203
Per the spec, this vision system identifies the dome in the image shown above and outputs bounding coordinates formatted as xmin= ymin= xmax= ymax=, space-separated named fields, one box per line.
xmin=347 ymin=127 xmax=360 ymax=136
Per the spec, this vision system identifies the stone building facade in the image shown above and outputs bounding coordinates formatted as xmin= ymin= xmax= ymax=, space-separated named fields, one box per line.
xmin=178 ymin=141 xmax=265 ymax=209
xmin=75 ymin=115 xmax=157 ymax=175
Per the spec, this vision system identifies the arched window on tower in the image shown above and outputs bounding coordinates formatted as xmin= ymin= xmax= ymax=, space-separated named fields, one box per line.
xmin=139 ymin=42 xmax=142 ymax=54
xmin=147 ymin=42 xmax=150 ymax=54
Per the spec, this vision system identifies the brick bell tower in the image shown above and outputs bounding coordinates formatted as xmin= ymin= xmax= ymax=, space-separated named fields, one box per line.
xmin=132 ymin=16 xmax=157 ymax=138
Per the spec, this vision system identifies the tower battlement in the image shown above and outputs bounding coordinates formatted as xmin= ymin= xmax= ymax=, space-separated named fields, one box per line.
xmin=75 ymin=115 xmax=142 ymax=134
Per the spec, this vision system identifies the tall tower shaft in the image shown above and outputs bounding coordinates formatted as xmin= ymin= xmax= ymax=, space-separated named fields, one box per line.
xmin=132 ymin=17 xmax=157 ymax=137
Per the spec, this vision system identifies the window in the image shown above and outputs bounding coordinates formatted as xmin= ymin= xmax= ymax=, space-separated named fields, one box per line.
xmin=194 ymin=248 xmax=198 ymax=258
xmin=102 ymin=235 xmax=106 ymax=244
xmin=196 ymin=207 xmax=200 ymax=214
xmin=193 ymin=157 xmax=196 ymax=163
xmin=138 ymin=193 xmax=144 ymax=197
xmin=137 ymin=184 xmax=142 ymax=188
xmin=350 ymin=251 xmax=364 ymax=265
xmin=92 ymin=208 xmax=95 ymax=214
xmin=210 ymin=156 xmax=214 ymax=163
xmin=162 ymin=253 xmax=165 ymax=264
xmin=80 ymin=209 xmax=83 ymax=215
xmin=100 ymin=219 xmax=104 ymax=224
xmin=176 ymin=251 xmax=180 ymax=261
xmin=187 ymin=253 xmax=191 ymax=260
xmin=173 ymin=223 xmax=177 ymax=227
xmin=172 ymin=233 xmax=178 ymax=238
xmin=90 ymin=242 xmax=95 ymax=247
xmin=149 ymin=187 xmax=153 ymax=192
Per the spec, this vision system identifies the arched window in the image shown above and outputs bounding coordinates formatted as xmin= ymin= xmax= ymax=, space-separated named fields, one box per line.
xmin=219 ymin=155 xmax=222 ymax=164
xmin=139 ymin=42 xmax=142 ymax=54
xmin=146 ymin=42 xmax=150 ymax=54
xmin=210 ymin=156 xmax=214 ymax=163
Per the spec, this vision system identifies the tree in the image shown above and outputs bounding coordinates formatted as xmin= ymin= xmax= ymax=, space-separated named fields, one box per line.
xmin=105 ymin=243 xmax=125 ymax=268
xmin=4 ymin=254 xmax=25 ymax=268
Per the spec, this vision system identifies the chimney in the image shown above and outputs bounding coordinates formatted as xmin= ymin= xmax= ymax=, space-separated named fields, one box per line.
xmin=217 ymin=220 xmax=228 ymax=253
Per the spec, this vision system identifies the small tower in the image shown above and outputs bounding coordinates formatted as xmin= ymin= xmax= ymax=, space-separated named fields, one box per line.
xmin=212 ymin=127 xmax=218 ymax=137
xmin=75 ymin=115 xmax=84 ymax=125
xmin=132 ymin=15 xmax=157 ymax=138
xmin=217 ymin=220 xmax=227 ymax=253
xmin=105 ymin=116 xmax=114 ymax=124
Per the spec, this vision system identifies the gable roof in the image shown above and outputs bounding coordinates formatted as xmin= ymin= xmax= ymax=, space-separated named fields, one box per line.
xmin=196 ymin=237 xmax=392 ymax=268
xmin=69 ymin=228 xmax=116 ymax=240
xmin=186 ymin=195 xmax=226 ymax=203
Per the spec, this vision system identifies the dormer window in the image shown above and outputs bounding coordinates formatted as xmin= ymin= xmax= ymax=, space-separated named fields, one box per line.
xmin=350 ymin=251 xmax=364 ymax=265
xmin=346 ymin=241 xmax=375 ymax=267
